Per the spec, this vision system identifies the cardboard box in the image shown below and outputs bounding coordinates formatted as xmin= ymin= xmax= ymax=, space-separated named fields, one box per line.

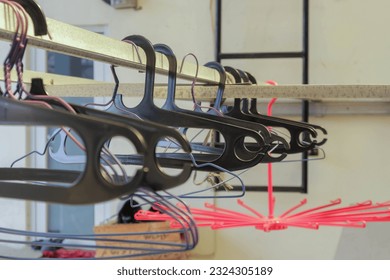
xmin=94 ymin=222 xmax=189 ymax=260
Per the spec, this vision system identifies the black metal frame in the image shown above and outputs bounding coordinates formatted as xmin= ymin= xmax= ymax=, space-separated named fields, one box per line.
xmin=215 ymin=0 xmax=310 ymax=193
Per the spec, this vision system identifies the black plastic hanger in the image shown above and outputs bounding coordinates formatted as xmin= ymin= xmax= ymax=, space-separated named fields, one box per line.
xmin=235 ymin=68 xmax=251 ymax=83
xmin=0 ymin=2 xmax=193 ymax=203
xmin=247 ymin=98 xmax=328 ymax=148
xmin=107 ymin=36 xmax=276 ymax=170
xmin=28 ymin=78 xmax=194 ymax=190
xmin=222 ymin=67 xmax=327 ymax=154
xmin=186 ymin=64 xmax=289 ymax=160
xmin=156 ymin=53 xmax=289 ymax=164
xmin=0 ymin=97 xmax=146 ymax=204
xmin=237 ymin=68 xmax=327 ymax=149
xmin=244 ymin=71 xmax=258 ymax=84
xmin=158 ymin=42 xmax=288 ymax=163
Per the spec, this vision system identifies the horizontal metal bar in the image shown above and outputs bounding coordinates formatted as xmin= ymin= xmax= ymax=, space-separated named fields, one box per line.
xmin=0 ymin=11 xmax=221 ymax=84
xmin=219 ymin=52 xmax=305 ymax=60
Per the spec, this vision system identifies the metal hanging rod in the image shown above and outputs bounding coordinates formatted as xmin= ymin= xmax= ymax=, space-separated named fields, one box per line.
xmin=0 ymin=14 xmax=224 ymax=84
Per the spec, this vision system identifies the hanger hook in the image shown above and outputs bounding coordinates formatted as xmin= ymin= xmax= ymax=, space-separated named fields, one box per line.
xmin=122 ymin=39 xmax=143 ymax=65
xmin=108 ymin=40 xmax=143 ymax=101
xmin=179 ymin=53 xmax=200 ymax=106
xmin=203 ymin=61 xmax=226 ymax=112
xmin=153 ymin=43 xmax=178 ymax=110
xmin=224 ymin=66 xmax=242 ymax=84
xmin=179 ymin=53 xmax=199 ymax=78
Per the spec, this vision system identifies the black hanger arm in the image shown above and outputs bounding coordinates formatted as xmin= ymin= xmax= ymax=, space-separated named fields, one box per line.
xmin=0 ymin=97 xmax=146 ymax=204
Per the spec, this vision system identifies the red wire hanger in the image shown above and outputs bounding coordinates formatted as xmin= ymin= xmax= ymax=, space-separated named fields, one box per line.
xmin=135 ymin=81 xmax=390 ymax=232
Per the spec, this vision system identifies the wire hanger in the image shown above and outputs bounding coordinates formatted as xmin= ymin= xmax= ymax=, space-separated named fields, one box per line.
xmin=0 ymin=187 xmax=199 ymax=259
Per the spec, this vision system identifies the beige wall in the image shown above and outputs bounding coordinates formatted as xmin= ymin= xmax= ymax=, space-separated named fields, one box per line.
xmin=1 ymin=0 xmax=389 ymax=259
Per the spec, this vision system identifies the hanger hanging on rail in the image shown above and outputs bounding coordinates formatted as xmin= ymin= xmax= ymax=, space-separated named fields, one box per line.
xmin=27 ymin=79 xmax=194 ymax=190
xmin=222 ymin=66 xmax=327 ymax=154
xmin=2 ymin=4 xmax=192 ymax=191
xmin=0 ymin=3 xmax=192 ymax=203
xmin=0 ymin=97 xmax=148 ymax=204
xmin=221 ymin=66 xmax=293 ymax=155
xmin=154 ymin=42 xmax=290 ymax=164
xmin=198 ymin=62 xmax=290 ymax=163
xmin=106 ymin=36 xmax=282 ymax=171
xmin=0 ymin=4 xmax=199 ymax=258
xmin=246 ymin=98 xmax=328 ymax=149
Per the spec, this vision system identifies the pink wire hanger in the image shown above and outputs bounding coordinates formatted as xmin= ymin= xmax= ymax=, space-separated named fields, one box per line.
xmin=135 ymin=80 xmax=390 ymax=232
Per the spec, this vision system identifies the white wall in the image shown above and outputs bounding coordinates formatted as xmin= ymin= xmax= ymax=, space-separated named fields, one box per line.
xmin=5 ymin=0 xmax=388 ymax=259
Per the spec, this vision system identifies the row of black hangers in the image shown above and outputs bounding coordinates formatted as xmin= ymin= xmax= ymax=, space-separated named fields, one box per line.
xmin=105 ymin=35 xmax=326 ymax=169
xmin=0 ymin=0 xmax=327 ymax=206
xmin=0 ymin=1 xmax=201 ymax=260
xmin=0 ymin=0 xmax=328 ymax=259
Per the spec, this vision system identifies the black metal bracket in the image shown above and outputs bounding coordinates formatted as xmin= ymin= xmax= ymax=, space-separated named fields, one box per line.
xmin=215 ymin=0 xmax=310 ymax=193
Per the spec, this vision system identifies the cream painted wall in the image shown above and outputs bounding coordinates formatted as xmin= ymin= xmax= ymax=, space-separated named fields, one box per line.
xmin=310 ymin=0 xmax=390 ymax=84
xmin=1 ymin=0 xmax=388 ymax=259
xmin=37 ymin=0 xmax=216 ymax=83
xmin=215 ymin=115 xmax=390 ymax=259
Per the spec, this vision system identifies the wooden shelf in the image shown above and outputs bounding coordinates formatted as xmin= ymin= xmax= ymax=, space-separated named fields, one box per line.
xmin=47 ymin=83 xmax=390 ymax=100
xmin=3 ymin=69 xmax=390 ymax=100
